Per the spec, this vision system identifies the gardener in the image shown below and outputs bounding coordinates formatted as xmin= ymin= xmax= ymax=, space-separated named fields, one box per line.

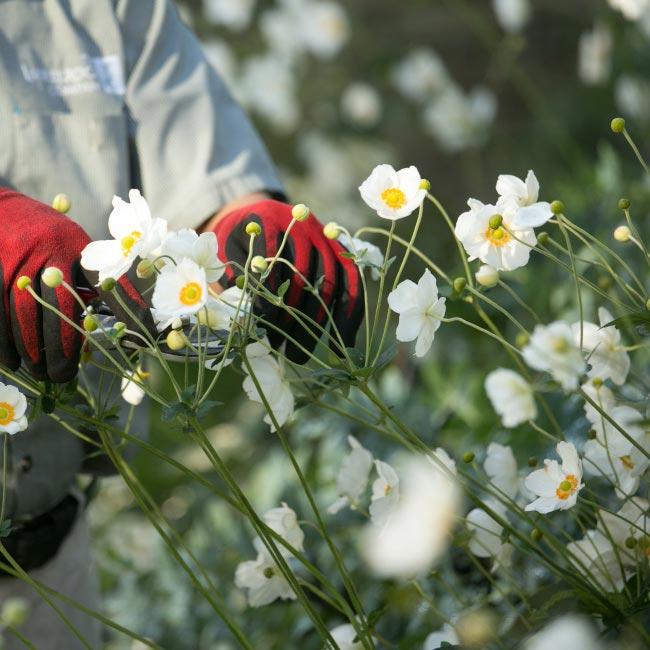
xmin=0 ymin=1 xmax=361 ymax=648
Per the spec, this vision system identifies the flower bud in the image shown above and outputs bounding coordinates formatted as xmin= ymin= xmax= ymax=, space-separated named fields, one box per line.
xmin=527 ymin=456 xmax=538 ymax=468
xmin=166 ymin=330 xmax=186 ymax=351
xmin=100 ymin=278 xmax=116 ymax=292
xmin=235 ymin=275 xmax=247 ymax=290
xmin=515 ymin=332 xmax=530 ymax=348
xmin=16 ymin=276 xmax=31 ymax=290
xmin=245 ymin=222 xmax=262 ymax=236
xmin=624 ymin=536 xmax=636 ymax=549
xmin=591 ymin=377 xmax=603 ymax=388
xmin=457 ymin=608 xmax=498 ymax=647
xmin=263 ymin=567 xmax=275 ymax=579
xmin=587 ymin=429 xmax=598 ymax=440
xmin=83 ymin=314 xmax=99 ymax=332
xmin=488 ymin=214 xmax=503 ymax=230
xmin=251 ymin=255 xmax=268 ymax=273
xmin=462 ymin=451 xmax=475 ymax=463
xmin=550 ymin=200 xmax=564 ymax=215
xmin=136 ymin=259 xmax=155 ymax=279
xmin=476 ymin=264 xmax=498 ymax=288
xmin=81 ymin=349 xmax=93 ymax=364
xmin=291 ymin=203 xmax=310 ymax=222
xmin=41 ymin=266 xmax=63 ymax=288
xmin=323 ymin=222 xmax=341 ymax=240
xmin=614 ymin=226 xmax=631 ymax=242
xmin=113 ymin=321 xmax=127 ymax=339
xmin=51 ymin=193 xmax=71 ymax=214
xmin=610 ymin=117 xmax=626 ymax=133
xmin=530 ymin=528 xmax=543 ymax=542
xmin=418 ymin=179 xmax=431 ymax=191
xmin=170 ymin=317 xmax=183 ymax=330
xmin=197 ymin=308 xmax=219 ymax=329
xmin=618 ymin=198 xmax=630 ymax=210
xmin=453 ymin=277 xmax=467 ymax=293
xmin=1 ymin=597 xmax=29 ymax=628
xmin=537 ymin=232 xmax=549 ymax=246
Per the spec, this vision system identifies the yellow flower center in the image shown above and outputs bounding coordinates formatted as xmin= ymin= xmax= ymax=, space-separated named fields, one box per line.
xmin=620 ymin=455 xmax=635 ymax=470
xmin=485 ymin=225 xmax=510 ymax=246
xmin=121 ymin=230 xmax=142 ymax=256
xmin=555 ymin=474 xmax=579 ymax=500
xmin=179 ymin=282 xmax=203 ymax=306
xmin=0 ymin=402 xmax=15 ymax=425
xmin=384 ymin=484 xmax=392 ymax=496
xmin=381 ymin=187 xmax=406 ymax=210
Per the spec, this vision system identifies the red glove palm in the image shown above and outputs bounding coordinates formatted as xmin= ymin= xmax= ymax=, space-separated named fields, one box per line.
xmin=0 ymin=189 xmax=153 ymax=382
xmin=212 ymin=200 xmax=363 ymax=363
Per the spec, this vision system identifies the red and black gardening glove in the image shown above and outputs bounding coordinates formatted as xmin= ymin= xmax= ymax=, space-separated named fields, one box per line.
xmin=0 ymin=188 xmax=154 ymax=382
xmin=212 ymin=199 xmax=363 ymax=363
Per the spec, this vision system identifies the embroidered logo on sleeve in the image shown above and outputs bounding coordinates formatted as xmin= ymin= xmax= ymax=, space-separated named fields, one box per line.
xmin=20 ymin=55 xmax=125 ymax=97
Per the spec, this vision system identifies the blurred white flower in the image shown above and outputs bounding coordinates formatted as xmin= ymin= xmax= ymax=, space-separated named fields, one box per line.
xmin=422 ymin=85 xmax=497 ymax=153
xmin=423 ymin=624 xmax=459 ymax=650
xmin=583 ymin=405 xmax=650 ymax=497
xmin=340 ymin=82 xmax=382 ymax=128
xmin=485 ymin=368 xmax=537 ymax=428
xmin=359 ymin=164 xmax=427 ymax=220
xmin=338 ymin=234 xmax=384 ymax=280
xmin=152 ymin=258 xmax=208 ymax=321
xmin=492 ymin=0 xmax=531 ymax=33
xmin=607 ymin=0 xmax=650 ymax=21
xmin=432 ymin=447 xmax=457 ymax=475
xmin=496 ymin=170 xmax=552 ymax=229
xmin=198 ymin=286 xmax=252 ymax=332
xmin=161 ymin=229 xmax=224 ymax=284
xmin=327 ymin=435 xmax=373 ymax=514
xmin=524 ymin=441 xmax=584 ymax=514
xmin=0 ymin=383 xmax=28 ymax=435
xmin=120 ymin=368 xmax=149 ymax=406
xmin=615 ymin=75 xmax=650 ymax=124
xmin=254 ymin=502 xmax=304 ymax=559
xmin=466 ymin=500 xmax=513 ymax=571
xmin=578 ymin=24 xmax=612 ymax=85
xmin=325 ymin=623 xmax=363 ymax=650
xmin=484 ymin=442 xmax=518 ymax=499
xmin=390 ymin=48 xmax=449 ymax=103
xmin=522 ymin=321 xmax=587 ymax=391
xmin=81 ymin=189 xmax=167 ymax=283
xmin=234 ymin=552 xmax=295 ymax=607
xmin=242 ymin=341 xmax=294 ymax=432
xmin=581 ymin=380 xmax=616 ymax=427
xmin=572 ymin=307 xmax=630 ymax=385
xmin=524 ymin=615 xmax=603 ymax=650
xmin=476 ymin=264 xmax=499 ymax=287
xmin=369 ymin=460 xmax=400 ymax=527
xmin=387 ymin=269 xmax=446 ymax=357
xmin=361 ymin=454 xmax=460 ymax=578
xmin=455 ymin=199 xmax=536 ymax=271
xmin=202 ymin=0 xmax=255 ymax=31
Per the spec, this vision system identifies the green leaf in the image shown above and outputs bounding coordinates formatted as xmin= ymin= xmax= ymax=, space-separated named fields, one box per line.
xmin=161 ymin=401 xmax=192 ymax=423
xmin=346 ymin=347 xmax=365 ymax=368
xmin=339 ymin=251 xmax=357 ymax=260
xmin=196 ymin=400 xmax=223 ymax=421
xmin=277 ymin=279 xmax=291 ymax=298
xmin=0 ymin=519 xmax=12 ymax=538
xmin=603 ymin=312 xmax=650 ymax=336
xmin=375 ymin=343 xmax=398 ymax=370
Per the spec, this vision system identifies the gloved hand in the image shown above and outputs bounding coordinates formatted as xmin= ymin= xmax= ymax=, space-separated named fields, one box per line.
xmin=0 ymin=188 xmax=154 ymax=382
xmin=212 ymin=199 xmax=363 ymax=363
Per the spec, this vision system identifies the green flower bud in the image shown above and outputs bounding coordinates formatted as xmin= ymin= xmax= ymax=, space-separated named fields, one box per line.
xmin=488 ymin=214 xmax=503 ymax=230
xmin=624 ymin=536 xmax=636 ymax=549
xmin=51 ymin=193 xmax=71 ymax=214
xmin=453 ymin=277 xmax=467 ymax=293
xmin=462 ymin=451 xmax=475 ymax=463
xmin=614 ymin=226 xmax=631 ymax=243
xmin=170 ymin=317 xmax=183 ymax=331
xmin=527 ymin=456 xmax=538 ymax=468
xmin=418 ymin=179 xmax=431 ymax=191
xmin=263 ymin=567 xmax=274 ymax=579
xmin=100 ymin=278 xmax=116 ymax=292
xmin=16 ymin=276 xmax=31 ymax=290
xmin=291 ymin=203 xmax=310 ymax=222
xmin=537 ymin=232 xmax=549 ymax=246
xmin=597 ymin=276 xmax=613 ymax=291
xmin=550 ymin=200 xmax=564 ymax=215
xmin=83 ymin=314 xmax=99 ymax=332
xmin=531 ymin=528 xmax=543 ymax=542
xmin=323 ymin=222 xmax=341 ymax=240
xmin=235 ymin=275 xmax=246 ymax=290
xmin=251 ymin=255 xmax=268 ymax=273
xmin=591 ymin=377 xmax=603 ymax=388
xmin=136 ymin=259 xmax=155 ymax=279
xmin=81 ymin=349 xmax=93 ymax=364
xmin=41 ymin=266 xmax=63 ymax=288
xmin=166 ymin=330 xmax=186 ymax=351
xmin=587 ymin=429 xmax=598 ymax=440
xmin=610 ymin=117 xmax=626 ymax=133
xmin=245 ymin=222 xmax=262 ymax=236
xmin=113 ymin=321 xmax=127 ymax=339
xmin=618 ymin=198 xmax=630 ymax=210
xmin=476 ymin=264 xmax=499 ymax=288
xmin=515 ymin=332 xmax=530 ymax=348
xmin=1 ymin=597 xmax=29 ymax=628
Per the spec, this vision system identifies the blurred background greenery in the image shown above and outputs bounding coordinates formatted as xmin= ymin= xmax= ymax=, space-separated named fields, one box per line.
xmin=90 ymin=1 xmax=650 ymax=647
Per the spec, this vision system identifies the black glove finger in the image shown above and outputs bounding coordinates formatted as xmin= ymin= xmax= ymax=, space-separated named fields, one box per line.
xmin=0 ymin=260 xmax=21 ymax=372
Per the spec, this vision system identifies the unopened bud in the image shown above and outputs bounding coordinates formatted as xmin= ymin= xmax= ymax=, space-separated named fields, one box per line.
xmin=457 ymin=608 xmax=498 ymax=647
xmin=453 ymin=277 xmax=467 ymax=293
xmin=591 ymin=377 xmax=603 ymax=388
xmin=51 ymin=193 xmax=71 ymax=214
xmin=166 ymin=330 xmax=186 ymax=351
xmin=323 ymin=222 xmax=341 ymax=240
xmin=587 ymin=429 xmax=598 ymax=440
xmin=488 ymin=214 xmax=503 ymax=230
xmin=291 ymin=203 xmax=310 ymax=222
xmin=245 ymin=222 xmax=262 ymax=236
xmin=83 ymin=314 xmax=99 ymax=332
xmin=235 ymin=275 xmax=247 ymax=290
xmin=170 ymin=317 xmax=183 ymax=331
xmin=462 ymin=451 xmax=475 ymax=463
xmin=476 ymin=264 xmax=498 ymax=288
xmin=1 ymin=597 xmax=29 ymax=628
xmin=531 ymin=528 xmax=543 ymax=542
xmin=527 ymin=457 xmax=538 ymax=468
xmin=515 ymin=332 xmax=530 ymax=348
xmin=614 ymin=226 xmax=631 ymax=242
xmin=113 ymin=321 xmax=127 ymax=339
xmin=537 ymin=232 xmax=549 ymax=246
xmin=136 ymin=259 xmax=155 ymax=279
xmin=251 ymin=255 xmax=268 ymax=273
xmin=197 ymin=308 xmax=219 ymax=329
xmin=100 ymin=278 xmax=116 ymax=292
xmin=16 ymin=276 xmax=31 ymax=290
xmin=419 ymin=179 xmax=431 ymax=191
xmin=550 ymin=200 xmax=564 ymax=215
xmin=41 ymin=267 xmax=63 ymax=288
xmin=81 ymin=349 xmax=93 ymax=364
xmin=610 ymin=117 xmax=626 ymax=133
xmin=263 ymin=567 xmax=274 ymax=579
xmin=618 ymin=198 xmax=630 ymax=210
xmin=624 ymin=536 xmax=636 ymax=549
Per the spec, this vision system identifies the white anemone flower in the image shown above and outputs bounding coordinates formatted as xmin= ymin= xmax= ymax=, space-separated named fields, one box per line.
xmin=581 ymin=381 xmax=616 ymax=427
xmin=327 ymin=436 xmax=373 ymax=514
xmin=161 ymin=229 xmax=225 ymax=284
xmin=253 ymin=502 xmax=304 ymax=559
xmin=496 ymin=170 xmax=552 ymax=229
xmin=0 ymin=383 xmax=28 ymax=435
xmin=485 ymin=368 xmax=537 ymax=428
xmin=524 ymin=442 xmax=584 ymax=514
xmin=325 ymin=623 xmax=363 ymax=650
xmin=390 ymin=48 xmax=449 ymax=103
xmin=152 ymin=258 xmax=208 ymax=322
xmin=242 ymin=341 xmax=294 ymax=432
xmin=522 ymin=321 xmax=587 ymax=391
xmin=198 ymin=286 xmax=252 ymax=332
xmin=202 ymin=0 xmax=255 ymax=31
xmin=369 ymin=460 xmax=400 ymax=527
xmin=361 ymin=455 xmax=460 ymax=578
xmin=359 ymin=164 xmax=427 ymax=220
xmin=524 ymin=615 xmax=603 ymax=650
xmin=484 ymin=442 xmax=518 ymax=499
xmin=387 ymin=269 xmax=446 ymax=357
xmin=492 ymin=0 xmax=531 ymax=33
xmin=466 ymin=500 xmax=513 ymax=571
xmin=234 ymin=552 xmax=295 ymax=607
xmin=572 ymin=307 xmax=630 ymax=385
xmin=81 ymin=189 xmax=167 ymax=283
xmin=120 ymin=368 xmax=149 ymax=406
xmin=455 ymin=199 xmax=536 ymax=271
